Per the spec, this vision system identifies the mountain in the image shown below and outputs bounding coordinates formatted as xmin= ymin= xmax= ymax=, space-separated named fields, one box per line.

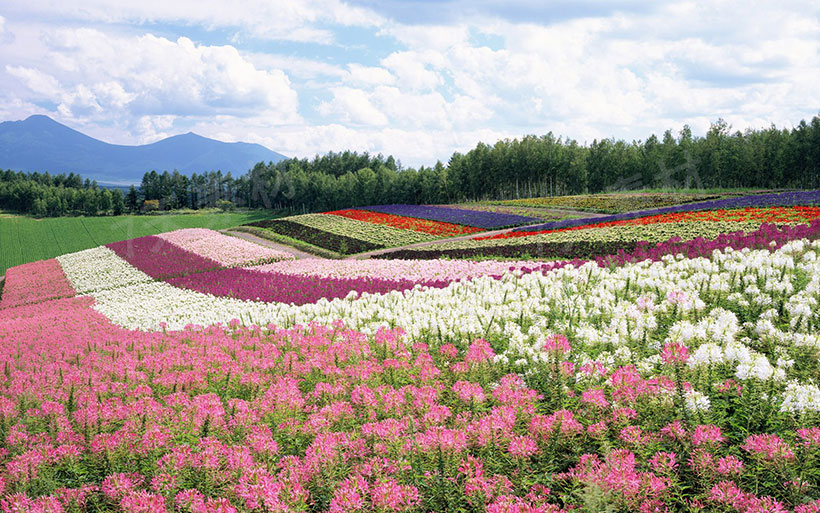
xmin=0 ymin=115 xmax=287 ymax=184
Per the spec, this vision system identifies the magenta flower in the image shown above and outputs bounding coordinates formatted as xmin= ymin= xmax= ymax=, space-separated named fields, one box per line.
xmin=661 ymin=342 xmax=689 ymax=365
xmin=464 ymin=338 xmax=496 ymax=364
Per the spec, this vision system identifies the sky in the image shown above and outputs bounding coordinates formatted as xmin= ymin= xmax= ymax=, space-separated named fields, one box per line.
xmin=1 ymin=0 xmax=818 ymax=168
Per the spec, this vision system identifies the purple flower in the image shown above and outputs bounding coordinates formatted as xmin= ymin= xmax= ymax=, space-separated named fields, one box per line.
xmin=360 ymin=204 xmax=539 ymax=229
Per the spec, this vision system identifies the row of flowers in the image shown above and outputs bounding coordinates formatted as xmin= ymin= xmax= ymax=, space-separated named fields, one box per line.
xmin=244 ymin=219 xmax=383 ymax=255
xmin=390 ymin=220 xmax=764 ymax=259
xmin=438 ymin=203 xmax=588 ymax=221
xmin=494 ymin=191 xmax=728 ymax=213
xmin=0 ymin=259 xmax=75 ymax=309
xmin=477 ymin=206 xmax=820 ymax=241
xmin=360 ymin=204 xmax=540 ymax=229
xmin=324 ymin=209 xmax=484 ymax=237
xmin=512 ymin=189 xmax=820 ymax=233
xmin=2 ymin=237 xmax=820 ymax=510
xmin=155 ymin=228 xmax=294 ymax=267
xmin=286 ymin=214 xmax=437 ymax=247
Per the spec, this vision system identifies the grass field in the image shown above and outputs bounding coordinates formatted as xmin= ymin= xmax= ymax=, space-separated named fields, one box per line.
xmin=0 ymin=212 xmax=269 ymax=276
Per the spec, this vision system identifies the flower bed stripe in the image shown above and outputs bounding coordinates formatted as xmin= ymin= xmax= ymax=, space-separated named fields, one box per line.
xmin=155 ymin=228 xmax=294 ymax=266
xmin=480 ymin=206 xmax=820 ymax=241
xmin=244 ymin=219 xmax=384 ymax=255
xmin=167 ymin=267 xmax=450 ymax=305
xmin=106 ymin=235 xmax=222 ymax=280
xmin=250 ymin=259 xmax=562 ymax=283
xmin=361 ymin=204 xmax=539 ymax=229
xmin=325 ymin=209 xmax=484 ymax=237
xmin=0 ymin=259 xmax=75 ymax=309
xmin=513 ymin=189 xmax=820 ymax=233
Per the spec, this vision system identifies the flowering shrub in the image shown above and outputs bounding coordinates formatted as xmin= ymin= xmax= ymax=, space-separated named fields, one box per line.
xmin=167 ymin=267 xmax=449 ymax=305
xmin=3 ymin=248 xmax=820 ymax=509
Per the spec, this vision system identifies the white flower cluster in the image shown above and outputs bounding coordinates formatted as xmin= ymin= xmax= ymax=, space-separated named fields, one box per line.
xmin=57 ymin=247 xmax=152 ymax=294
xmin=780 ymin=381 xmax=820 ymax=414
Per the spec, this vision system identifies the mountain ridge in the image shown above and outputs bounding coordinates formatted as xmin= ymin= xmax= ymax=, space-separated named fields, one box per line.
xmin=0 ymin=115 xmax=287 ymax=185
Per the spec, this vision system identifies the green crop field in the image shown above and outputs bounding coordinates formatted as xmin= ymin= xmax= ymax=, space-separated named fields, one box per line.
xmin=0 ymin=212 xmax=269 ymax=276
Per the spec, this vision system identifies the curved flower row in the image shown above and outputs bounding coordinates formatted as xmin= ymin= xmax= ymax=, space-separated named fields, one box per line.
xmin=0 ymin=259 xmax=75 ymax=309
xmin=513 ymin=188 xmax=820 ymax=232
xmin=286 ymin=214 xmax=437 ymax=246
xmin=324 ymin=209 xmax=484 ymax=237
xmin=155 ymin=228 xmax=295 ymax=266
xmin=477 ymin=206 xmax=820 ymax=241
xmin=250 ymin=258 xmax=560 ymax=283
xmin=361 ymin=204 xmax=540 ymax=229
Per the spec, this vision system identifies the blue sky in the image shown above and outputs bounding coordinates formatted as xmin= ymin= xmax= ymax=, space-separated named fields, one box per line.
xmin=1 ymin=1 xmax=818 ymax=167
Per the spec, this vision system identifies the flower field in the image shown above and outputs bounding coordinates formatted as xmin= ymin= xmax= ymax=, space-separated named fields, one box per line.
xmin=360 ymin=204 xmax=539 ymax=229
xmin=3 ymin=199 xmax=820 ymax=511
xmin=243 ymin=205 xmax=543 ymax=256
xmin=492 ymin=192 xmax=735 ymax=213
xmin=325 ymin=209 xmax=483 ymax=237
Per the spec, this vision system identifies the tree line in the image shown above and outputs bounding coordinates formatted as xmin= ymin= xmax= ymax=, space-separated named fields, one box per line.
xmin=0 ymin=170 xmax=125 ymax=216
xmin=2 ymin=116 xmax=819 ymax=217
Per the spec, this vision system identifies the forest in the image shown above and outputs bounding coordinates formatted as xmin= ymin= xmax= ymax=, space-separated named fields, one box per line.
xmin=2 ymin=116 xmax=819 ymax=216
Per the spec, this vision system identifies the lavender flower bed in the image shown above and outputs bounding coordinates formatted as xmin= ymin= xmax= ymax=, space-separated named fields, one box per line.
xmin=106 ymin=236 xmax=222 ymax=280
xmin=361 ymin=204 xmax=539 ymax=229
xmin=166 ymin=267 xmax=453 ymax=305
xmin=513 ymin=189 xmax=820 ymax=232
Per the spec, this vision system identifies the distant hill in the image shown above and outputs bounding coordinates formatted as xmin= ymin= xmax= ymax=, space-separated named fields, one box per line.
xmin=0 ymin=115 xmax=287 ymax=184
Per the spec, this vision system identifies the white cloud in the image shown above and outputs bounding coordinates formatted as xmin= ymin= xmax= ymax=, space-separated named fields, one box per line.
xmin=6 ymin=28 xmax=301 ymax=136
xmin=5 ymin=66 xmax=62 ymax=97
xmin=10 ymin=0 xmax=385 ymax=43
xmin=318 ymin=87 xmax=389 ymax=125
xmin=345 ymin=64 xmax=395 ymax=86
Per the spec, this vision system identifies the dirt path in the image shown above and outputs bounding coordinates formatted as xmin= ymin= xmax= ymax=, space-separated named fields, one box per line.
xmin=223 ymin=230 xmax=318 ymax=260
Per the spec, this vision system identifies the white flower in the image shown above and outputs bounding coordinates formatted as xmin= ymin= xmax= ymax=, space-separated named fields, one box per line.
xmin=684 ymin=390 xmax=711 ymax=412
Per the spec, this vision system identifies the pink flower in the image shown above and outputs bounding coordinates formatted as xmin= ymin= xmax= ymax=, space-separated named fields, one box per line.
xmin=661 ymin=342 xmax=689 ymax=365
xmin=464 ymin=339 xmax=495 ymax=364
xmin=581 ymin=389 xmax=610 ymax=409
xmin=742 ymin=434 xmax=795 ymax=461
xmin=439 ymin=344 xmax=459 ymax=359
xmin=508 ymin=435 xmax=539 ymax=458
xmin=452 ymin=381 xmax=486 ymax=404
xmin=715 ymin=455 xmax=744 ymax=476
xmin=542 ymin=334 xmax=571 ymax=354
xmin=797 ymin=427 xmax=820 ymax=448
xmin=691 ymin=425 xmax=726 ymax=447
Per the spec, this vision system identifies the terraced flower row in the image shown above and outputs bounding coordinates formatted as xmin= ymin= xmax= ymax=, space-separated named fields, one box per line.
xmin=514 ymin=188 xmax=820 ymax=233
xmin=495 ymin=191 xmax=729 ymax=213
xmin=325 ymin=209 xmax=484 ymax=237
xmin=3 ymin=232 xmax=820 ymax=511
xmin=244 ymin=219 xmax=385 ymax=255
xmin=361 ymin=204 xmax=540 ymax=229
xmin=385 ymin=220 xmax=764 ymax=260
xmin=480 ymin=206 xmax=820 ymax=241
